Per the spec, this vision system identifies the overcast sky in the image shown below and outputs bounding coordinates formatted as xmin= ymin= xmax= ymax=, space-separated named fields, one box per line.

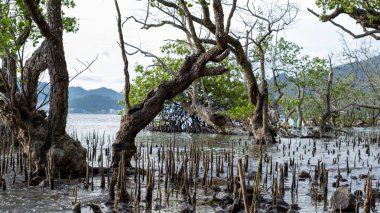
xmin=57 ymin=0 xmax=379 ymax=92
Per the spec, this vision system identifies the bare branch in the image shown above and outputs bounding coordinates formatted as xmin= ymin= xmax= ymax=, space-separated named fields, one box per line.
xmin=179 ymin=0 xmax=205 ymax=52
xmin=115 ymin=0 xmax=131 ymax=110
xmin=354 ymin=103 xmax=380 ymax=110
xmin=308 ymin=8 xmax=380 ymax=40
xmin=124 ymin=42 xmax=175 ymax=75
xmin=225 ymin=0 xmax=237 ymax=34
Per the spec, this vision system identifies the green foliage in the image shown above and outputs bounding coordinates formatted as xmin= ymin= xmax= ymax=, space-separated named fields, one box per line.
xmin=0 ymin=0 xmax=79 ymax=57
xmin=224 ymin=103 xmax=254 ymax=120
xmin=129 ymin=41 xmax=250 ymax=120
xmin=316 ymin=0 xmax=380 ymax=23
xmin=202 ymin=63 xmax=250 ymax=119
xmin=130 ymin=64 xmax=172 ymax=105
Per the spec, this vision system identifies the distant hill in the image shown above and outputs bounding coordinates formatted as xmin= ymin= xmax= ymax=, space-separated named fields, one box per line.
xmin=37 ymin=85 xmax=123 ymax=114
xmin=269 ymin=55 xmax=380 ymax=96
xmin=69 ymin=86 xmax=123 ymax=100
xmin=334 ymin=55 xmax=380 ymax=81
xmin=69 ymin=94 xmax=122 ymax=114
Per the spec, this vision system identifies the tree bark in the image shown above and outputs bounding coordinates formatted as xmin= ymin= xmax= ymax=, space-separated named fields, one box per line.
xmin=320 ymin=62 xmax=333 ymax=135
xmin=153 ymin=0 xmax=279 ymax=143
xmin=112 ymin=0 xmax=229 ymax=167
xmin=179 ymin=80 xmax=231 ymax=134
xmin=296 ymin=86 xmax=305 ymax=129
xmin=12 ymin=0 xmax=87 ymax=178
xmin=250 ymin=47 xmax=277 ymax=144
xmin=180 ymin=101 xmax=230 ymax=134
xmin=23 ymin=40 xmax=48 ymax=111
xmin=112 ymin=52 xmax=229 ymax=165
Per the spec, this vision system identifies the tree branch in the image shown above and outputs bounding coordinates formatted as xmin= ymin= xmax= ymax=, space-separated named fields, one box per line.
xmin=115 ymin=0 xmax=131 ymax=110
xmin=23 ymin=0 xmax=53 ymax=39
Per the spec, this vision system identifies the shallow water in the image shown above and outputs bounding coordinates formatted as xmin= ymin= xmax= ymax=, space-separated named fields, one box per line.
xmin=1 ymin=114 xmax=380 ymax=212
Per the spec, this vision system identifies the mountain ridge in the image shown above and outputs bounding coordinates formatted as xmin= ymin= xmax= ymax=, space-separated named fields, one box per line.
xmin=37 ymin=85 xmax=123 ymax=114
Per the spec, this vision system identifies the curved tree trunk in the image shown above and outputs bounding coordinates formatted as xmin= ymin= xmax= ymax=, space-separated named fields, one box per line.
xmin=110 ymin=0 xmax=229 ymax=201
xmin=112 ymin=52 xmax=229 ymax=165
xmin=110 ymin=53 xmax=229 ymax=200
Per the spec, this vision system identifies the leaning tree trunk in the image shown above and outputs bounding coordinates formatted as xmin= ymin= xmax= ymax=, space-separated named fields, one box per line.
xmin=112 ymin=51 xmax=228 ymax=165
xmin=109 ymin=0 xmax=229 ymax=201
xmin=110 ymin=53 xmax=229 ymax=200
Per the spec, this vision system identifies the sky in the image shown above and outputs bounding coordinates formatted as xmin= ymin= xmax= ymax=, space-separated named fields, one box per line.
xmin=55 ymin=0 xmax=380 ymax=92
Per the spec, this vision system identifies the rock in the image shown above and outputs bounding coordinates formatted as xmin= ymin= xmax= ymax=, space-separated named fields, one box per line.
xmin=221 ymin=195 xmax=234 ymax=206
xmin=371 ymin=188 xmax=380 ymax=199
xmin=340 ymin=178 xmax=348 ymax=182
xmin=354 ymin=190 xmax=363 ymax=198
xmin=350 ymin=176 xmax=357 ymax=180
xmin=206 ymin=194 xmax=222 ymax=206
xmin=247 ymin=171 xmax=257 ymax=180
xmin=30 ymin=176 xmax=43 ymax=186
xmin=276 ymin=199 xmax=290 ymax=211
xmin=72 ymin=203 xmax=81 ymax=213
xmin=330 ymin=187 xmax=356 ymax=212
xmin=86 ymin=203 xmax=102 ymax=213
xmin=298 ymin=170 xmax=311 ymax=179
xmin=154 ymin=204 xmax=166 ymax=211
xmin=38 ymin=179 xmax=48 ymax=188
xmin=334 ymin=174 xmax=342 ymax=179
xmin=210 ymin=185 xmax=221 ymax=192
xmin=359 ymin=174 xmax=368 ymax=179
xmin=289 ymin=203 xmax=301 ymax=210
xmin=225 ymin=200 xmax=243 ymax=213
xmin=179 ymin=203 xmax=194 ymax=213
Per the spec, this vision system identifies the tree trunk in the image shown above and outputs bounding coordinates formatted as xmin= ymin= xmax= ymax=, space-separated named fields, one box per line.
xmin=251 ymin=82 xmax=277 ymax=144
xmin=320 ymin=57 xmax=334 ymax=135
xmin=110 ymin=52 xmax=229 ymax=200
xmin=179 ymin=81 xmax=231 ymax=134
xmin=112 ymin=50 xmax=228 ymax=165
xmin=23 ymin=40 xmax=48 ymax=111
xmin=284 ymin=108 xmax=295 ymax=126
xmin=296 ymin=105 xmax=303 ymax=129
xmin=250 ymin=48 xmax=276 ymax=144
xmin=8 ymin=0 xmax=88 ymax=178
xmin=181 ymin=101 xmax=230 ymax=134
xmin=296 ymin=86 xmax=305 ymax=129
